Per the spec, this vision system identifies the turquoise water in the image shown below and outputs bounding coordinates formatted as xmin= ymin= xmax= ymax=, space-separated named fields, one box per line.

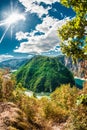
xmin=75 ymin=78 xmax=85 ymax=89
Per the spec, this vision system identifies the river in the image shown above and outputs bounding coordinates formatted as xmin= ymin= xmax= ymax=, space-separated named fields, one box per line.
xmin=74 ymin=77 xmax=86 ymax=89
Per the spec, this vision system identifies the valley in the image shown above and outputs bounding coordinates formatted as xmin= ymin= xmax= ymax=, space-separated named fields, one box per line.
xmin=0 ymin=0 xmax=87 ymax=130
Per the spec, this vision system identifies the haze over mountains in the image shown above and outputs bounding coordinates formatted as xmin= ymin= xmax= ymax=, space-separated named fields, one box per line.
xmin=0 ymin=58 xmax=28 ymax=70
xmin=0 ymin=55 xmax=75 ymax=71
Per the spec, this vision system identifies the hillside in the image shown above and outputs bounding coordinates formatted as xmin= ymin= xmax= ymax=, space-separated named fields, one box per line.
xmin=15 ymin=56 xmax=75 ymax=92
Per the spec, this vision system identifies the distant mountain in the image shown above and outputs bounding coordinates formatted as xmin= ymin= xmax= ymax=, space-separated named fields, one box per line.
xmin=0 ymin=55 xmax=78 ymax=74
xmin=0 ymin=58 xmax=29 ymax=70
xmin=15 ymin=56 xmax=75 ymax=92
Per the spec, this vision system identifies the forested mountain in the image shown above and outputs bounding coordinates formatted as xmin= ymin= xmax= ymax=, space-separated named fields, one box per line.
xmin=15 ymin=56 xmax=75 ymax=92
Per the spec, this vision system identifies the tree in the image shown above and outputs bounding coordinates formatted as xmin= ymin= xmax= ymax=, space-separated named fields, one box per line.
xmin=58 ymin=0 xmax=87 ymax=61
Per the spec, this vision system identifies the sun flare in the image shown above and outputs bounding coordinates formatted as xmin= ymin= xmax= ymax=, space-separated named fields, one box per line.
xmin=6 ymin=12 xmax=25 ymax=25
xmin=0 ymin=0 xmax=26 ymax=44
xmin=0 ymin=11 xmax=26 ymax=43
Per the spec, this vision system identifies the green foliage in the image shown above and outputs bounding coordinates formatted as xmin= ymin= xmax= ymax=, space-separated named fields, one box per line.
xmin=77 ymin=94 xmax=87 ymax=105
xmin=51 ymin=84 xmax=78 ymax=110
xmin=43 ymin=100 xmax=68 ymax=123
xmin=58 ymin=0 xmax=87 ymax=61
xmin=60 ymin=0 xmax=87 ymax=14
xmin=15 ymin=56 xmax=75 ymax=92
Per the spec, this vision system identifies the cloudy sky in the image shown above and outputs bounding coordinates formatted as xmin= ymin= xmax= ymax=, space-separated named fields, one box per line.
xmin=0 ymin=0 xmax=75 ymax=60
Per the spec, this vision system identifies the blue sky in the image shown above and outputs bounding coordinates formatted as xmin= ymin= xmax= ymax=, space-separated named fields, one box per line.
xmin=0 ymin=0 xmax=75 ymax=61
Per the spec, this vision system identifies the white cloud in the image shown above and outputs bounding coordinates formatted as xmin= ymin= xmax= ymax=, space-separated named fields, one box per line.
xmin=19 ymin=0 xmax=51 ymax=18
xmin=37 ymin=0 xmax=60 ymax=4
xmin=18 ymin=0 xmax=61 ymax=18
xmin=16 ymin=31 xmax=30 ymax=40
xmin=15 ymin=16 xmax=70 ymax=54
xmin=0 ymin=55 xmax=14 ymax=62
xmin=41 ymin=46 xmax=62 ymax=56
xmin=19 ymin=0 xmax=60 ymax=7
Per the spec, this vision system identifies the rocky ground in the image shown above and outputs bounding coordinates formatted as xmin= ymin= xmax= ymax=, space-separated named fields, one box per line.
xmin=0 ymin=102 xmax=67 ymax=130
xmin=0 ymin=102 xmax=29 ymax=130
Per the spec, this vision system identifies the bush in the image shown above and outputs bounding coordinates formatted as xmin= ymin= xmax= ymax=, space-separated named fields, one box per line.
xmin=64 ymin=105 xmax=87 ymax=130
xmin=43 ymin=100 xmax=68 ymax=123
xmin=0 ymin=71 xmax=15 ymax=101
xmin=77 ymin=94 xmax=87 ymax=106
xmin=51 ymin=84 xmax=78 ymax=110
xmin=64 ymin=92 xmax=87 ymax=130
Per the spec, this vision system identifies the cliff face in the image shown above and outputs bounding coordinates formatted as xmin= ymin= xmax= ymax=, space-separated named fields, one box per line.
xmin=0 ymin=102 xmax=29 ymax=130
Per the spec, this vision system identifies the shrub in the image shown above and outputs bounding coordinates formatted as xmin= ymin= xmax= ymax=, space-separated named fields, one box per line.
xmin=64 ymin=104 xmax=87 ymax=130
xmin=0 ymin=71 xmax=15 ymax=101
xmin=43 ymin=100 xmax=68 ymax=123
xmin=51 ymin=84 xmax=78 ymax=110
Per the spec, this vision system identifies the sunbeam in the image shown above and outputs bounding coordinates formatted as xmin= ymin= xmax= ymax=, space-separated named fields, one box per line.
xmin=0 ymin=20 xmax=8 ymax=26
xmin=0 ymin=25 xmax=10 ymax=43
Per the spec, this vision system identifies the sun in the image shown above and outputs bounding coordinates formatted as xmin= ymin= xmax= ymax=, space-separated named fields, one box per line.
xmin=6 ymin=12 xmax=25 ymax=25
xmin=0 ymin=11 xmax=26 ymax=43
xmin=0 ymin=0 xmax=26 ymax=44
